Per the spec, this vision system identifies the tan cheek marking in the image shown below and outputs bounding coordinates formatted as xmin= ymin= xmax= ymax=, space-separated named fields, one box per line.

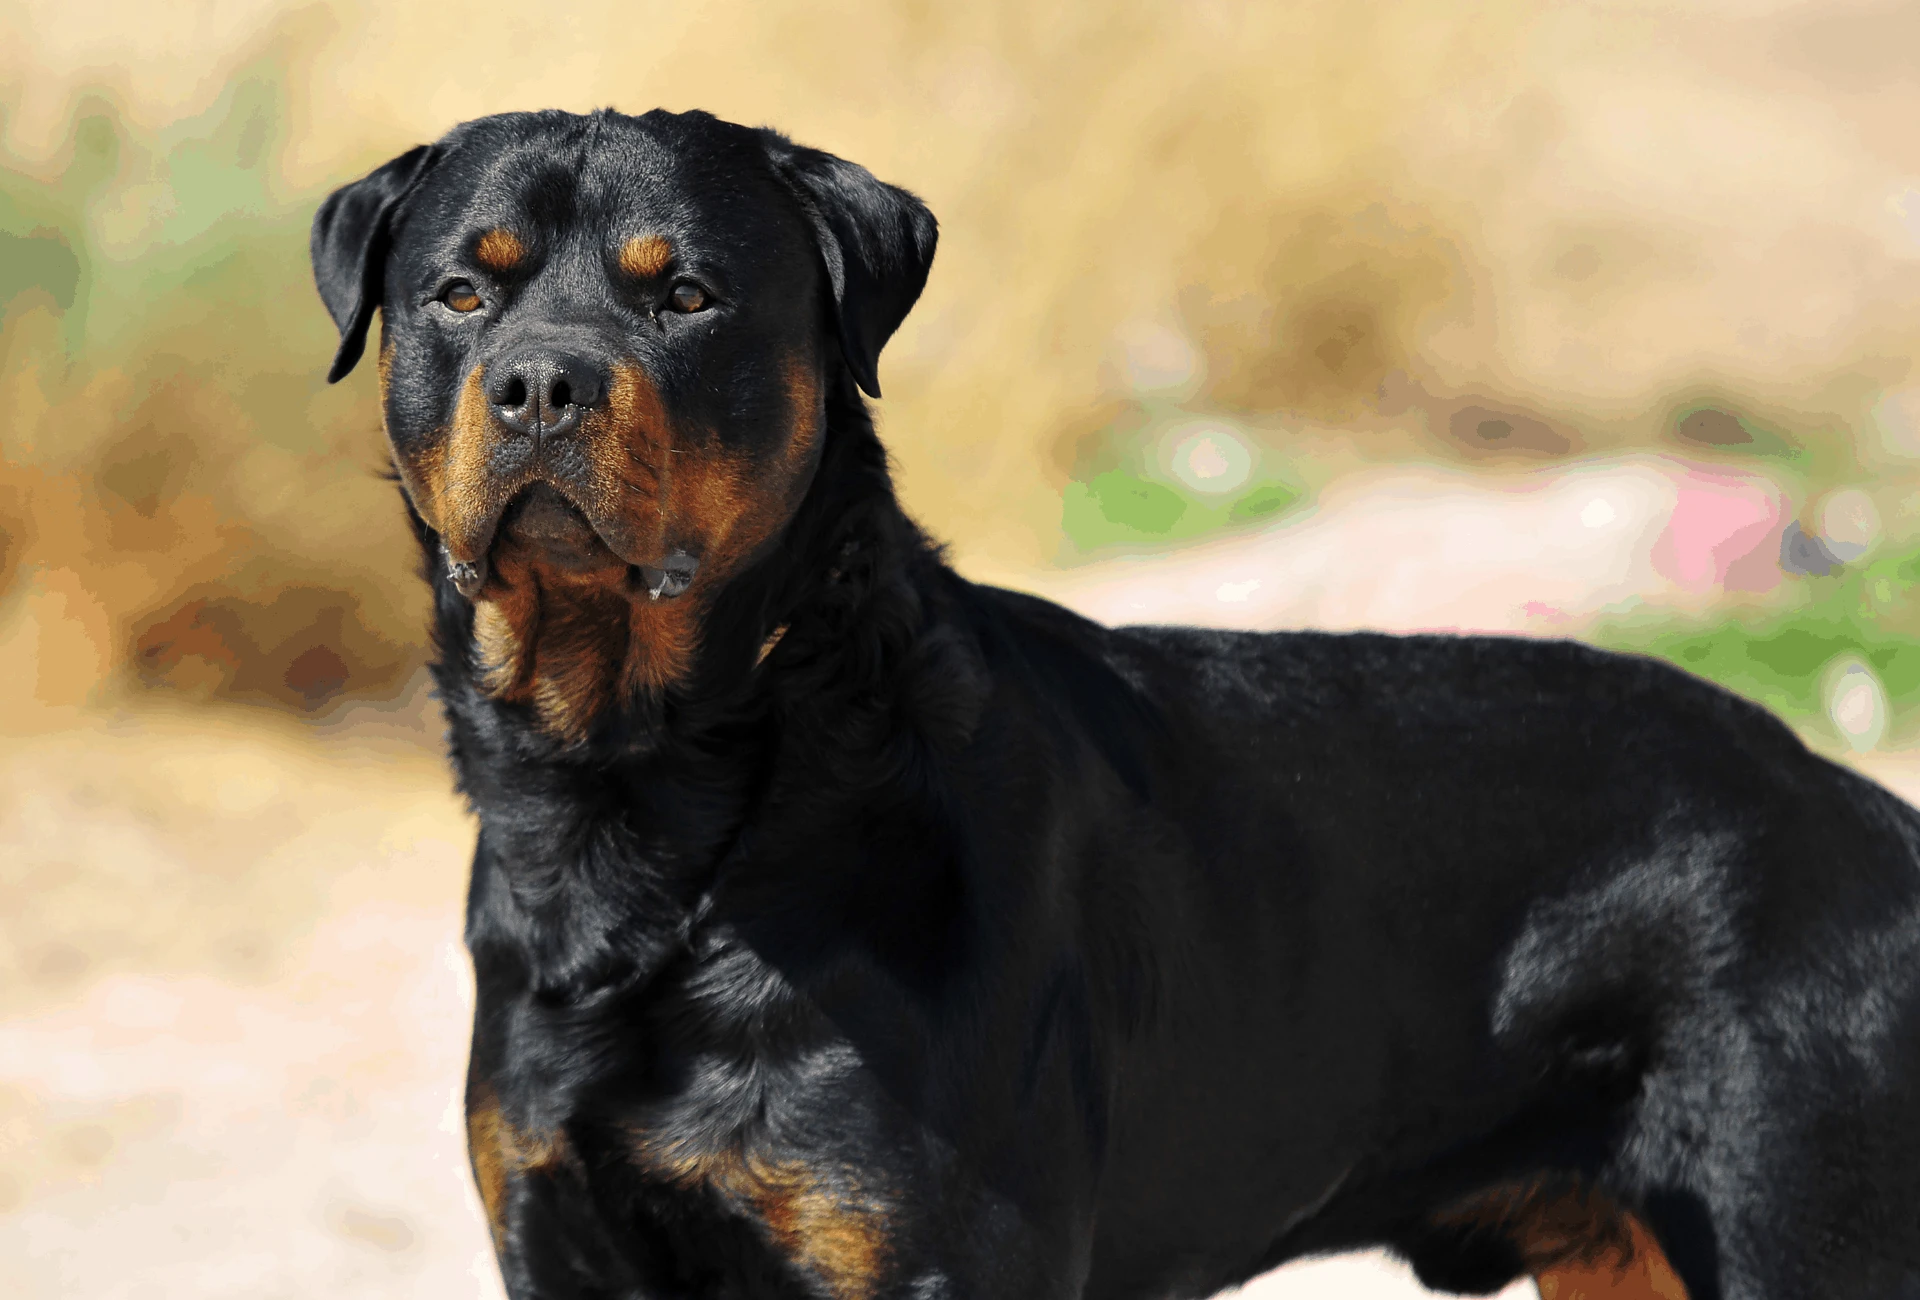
xmin=588 ymin=358 xmax=799 ymax=577
xmin=578 ymin=360 xmax=703 ymax=706
xmin=782 ymin=352 xmax=825 ymax=475
xmin=667 ymin=450 xmax=754 ymax=560
xmin=581 ymin=360 xmax=671 ymax=548
xmin=390 ymin=365 xmax=499 ymax=551
xmin=604 ymin=353 xmax=821 ymax=700
xmin=474 ymin=228 xmax=525 ymax=272
xmin=440 ymin=366 xmax=503 ymax=561
xmin=407 ymin=440 xmax=449 ymax=531
xmin=618 ymin=233 xmax=673 ymax=278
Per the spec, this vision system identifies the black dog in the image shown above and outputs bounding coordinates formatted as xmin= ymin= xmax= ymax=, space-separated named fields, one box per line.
xmin=311 ymin=108 xmax=1920 ymax=1300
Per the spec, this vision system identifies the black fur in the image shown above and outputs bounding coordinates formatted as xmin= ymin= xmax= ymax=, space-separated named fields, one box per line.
xmin=760 ymin=132 xmax=938 ymax=399
xmin=311 ymin=142 xmax=438 ymax=383
xmin=313 ymin=108 xmax=1920 ymax=1300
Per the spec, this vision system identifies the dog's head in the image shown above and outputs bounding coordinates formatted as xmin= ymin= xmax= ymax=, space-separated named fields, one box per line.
xmin=311 ymin=109 xmax=935 ymax=737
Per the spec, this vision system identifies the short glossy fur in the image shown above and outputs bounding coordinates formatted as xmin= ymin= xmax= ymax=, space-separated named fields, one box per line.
xmin=312 ymin=108 xmax=1920 ymax=1300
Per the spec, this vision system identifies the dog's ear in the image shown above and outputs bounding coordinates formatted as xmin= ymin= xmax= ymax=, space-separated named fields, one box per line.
xmin=310 ymin=144 xmax=438 ymax=383
xmin=764 ymin=136 xmax=937 ymax=399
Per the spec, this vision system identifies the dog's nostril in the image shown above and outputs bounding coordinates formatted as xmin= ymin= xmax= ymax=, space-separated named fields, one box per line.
xmin=550 ymin=378 xmax=572 ymax=409
xmin=499 ymin=376 xmax=529 ymax=410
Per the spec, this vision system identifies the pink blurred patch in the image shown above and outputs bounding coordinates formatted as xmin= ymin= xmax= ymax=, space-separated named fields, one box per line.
xmin=1650 ymin=466 xmax=1785 ymax=594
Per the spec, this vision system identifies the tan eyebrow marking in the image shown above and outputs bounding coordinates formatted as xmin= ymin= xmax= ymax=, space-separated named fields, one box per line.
xmin=474 ymin=229 xmax=525 ymax=272
xmin=618 ymin=234 xmax=673 ymax=278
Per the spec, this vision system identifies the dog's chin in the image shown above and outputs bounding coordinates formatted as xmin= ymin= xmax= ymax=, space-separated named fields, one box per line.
xmin=499 ymin=484 xmax=623 ymax=575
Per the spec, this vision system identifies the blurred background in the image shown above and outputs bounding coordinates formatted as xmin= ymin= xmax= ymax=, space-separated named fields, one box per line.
xmin=2 ymin=1 xmax=1917 ymax=1296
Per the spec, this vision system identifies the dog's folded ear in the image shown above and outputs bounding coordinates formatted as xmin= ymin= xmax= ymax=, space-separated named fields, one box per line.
xmin=310 ymin=144 xmax=439 ymax=384
xmin=763 ymin=135 xmax=937 ymax=399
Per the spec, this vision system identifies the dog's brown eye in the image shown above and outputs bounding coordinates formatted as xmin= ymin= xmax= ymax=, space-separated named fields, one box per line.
xmin=442 ymin=281 xmax=483 ymax=313
xmin=668 ymin=282 xmax=708 ymax=313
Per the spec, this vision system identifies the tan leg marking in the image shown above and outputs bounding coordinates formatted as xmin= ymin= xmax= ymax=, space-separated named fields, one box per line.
xmin=1435 ymin=1181 xmax=1689 ymax=1300
xmin=466 ymin=1085 xmax=568 ymax=1254
xmin=632 ymin=1135 xmax=890 ymax=1300
xmin=1534 ymin=1213 xmax=1689 ymax=1299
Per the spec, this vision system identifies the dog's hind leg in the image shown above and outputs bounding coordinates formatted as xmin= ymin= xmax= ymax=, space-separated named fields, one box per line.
xmin=1529 ymin=1209 xmax=1689 ymax=1299
xmin=1411 ymin=1179 xmax=1691 ymax=1299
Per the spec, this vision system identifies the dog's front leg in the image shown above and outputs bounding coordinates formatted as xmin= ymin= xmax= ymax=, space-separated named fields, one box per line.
xmin=467 ymin=1084 xmax=644 ymax=1299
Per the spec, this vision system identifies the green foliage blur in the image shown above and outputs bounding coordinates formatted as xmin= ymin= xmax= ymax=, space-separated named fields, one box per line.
xmin=1594 ymin=542 xmax=1920 ymax=747
xmin=1 ymin=60 xmax=424 ymax=715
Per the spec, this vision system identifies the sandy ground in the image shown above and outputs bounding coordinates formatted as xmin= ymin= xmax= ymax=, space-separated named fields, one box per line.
xmin=4 ymin=464 xmax=1914 ymax=1299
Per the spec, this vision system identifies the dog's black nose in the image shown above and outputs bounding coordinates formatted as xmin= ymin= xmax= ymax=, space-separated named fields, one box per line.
xmin=485 ymin=352 xmax=607 ymax=437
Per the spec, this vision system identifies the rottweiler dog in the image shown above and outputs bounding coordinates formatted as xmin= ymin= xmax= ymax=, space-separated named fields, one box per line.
xmin=311 ymin=108 xmax=1920 ymax=1300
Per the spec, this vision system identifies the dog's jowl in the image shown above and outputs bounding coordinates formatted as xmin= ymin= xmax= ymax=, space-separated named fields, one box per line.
xmin=312 ymin=108 xmax=1920 ymax=1300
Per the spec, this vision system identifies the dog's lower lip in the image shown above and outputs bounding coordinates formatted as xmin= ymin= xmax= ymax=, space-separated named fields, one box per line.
xmin=504 ymin=484 xmax=597 ymax=544
xmin=493 ymin=483 xmax=629 ymax=574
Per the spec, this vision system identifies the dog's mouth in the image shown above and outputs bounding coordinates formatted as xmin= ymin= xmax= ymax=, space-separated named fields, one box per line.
xmin=444 ymin=483 xmax=701 ymax=603
xmin=503 ymin=483 xmax=609 ymax=564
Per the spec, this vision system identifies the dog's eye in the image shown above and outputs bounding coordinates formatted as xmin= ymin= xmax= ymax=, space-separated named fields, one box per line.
xmin=441 ymin=281 xmax=483 ymax=313
xmin=668 ymin=282 xmax=709 ymax=314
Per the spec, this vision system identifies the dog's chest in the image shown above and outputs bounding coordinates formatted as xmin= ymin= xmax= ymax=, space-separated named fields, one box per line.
xmin=480 ymin=924 xmax=924 ymax=1300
